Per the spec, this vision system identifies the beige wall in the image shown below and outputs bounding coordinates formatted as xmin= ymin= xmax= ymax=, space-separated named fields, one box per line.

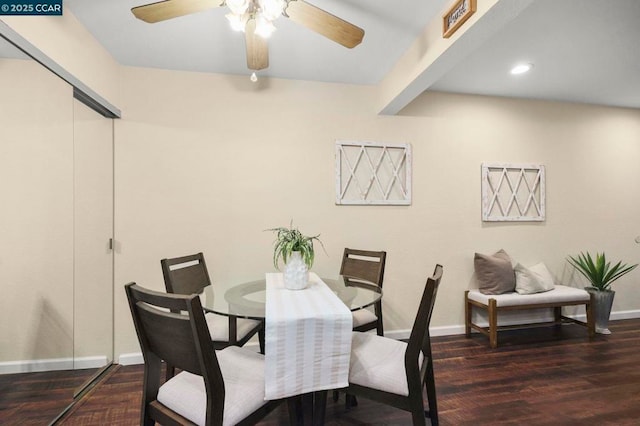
xmin=4 ymin=8 xmax=639 ymax=361
xmin=113 ymin=66 xmax=640 ymax=357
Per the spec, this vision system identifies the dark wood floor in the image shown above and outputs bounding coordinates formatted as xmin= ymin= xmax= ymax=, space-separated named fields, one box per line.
xmin=0 ymin=368 xmax=96 ymax=426
xmin=2 ymin=318 xmax=640 ymax=425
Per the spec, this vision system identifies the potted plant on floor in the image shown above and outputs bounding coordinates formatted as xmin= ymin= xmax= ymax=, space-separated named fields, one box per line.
xmin=268 ymin=223 xmax=324 ymax=290
xmin=567 ymin=251 xmax=637 ymax=334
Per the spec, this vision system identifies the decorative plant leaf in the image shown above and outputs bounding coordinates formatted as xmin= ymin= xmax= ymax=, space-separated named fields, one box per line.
xmin=567 ymin=252 xmax=637 ymax=291
xmin=267 ymin=222 xmax=325 ymax=269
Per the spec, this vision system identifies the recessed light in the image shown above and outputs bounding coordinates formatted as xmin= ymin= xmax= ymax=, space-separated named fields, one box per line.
xmin=510 ymin=63 xmax=533 ymax=75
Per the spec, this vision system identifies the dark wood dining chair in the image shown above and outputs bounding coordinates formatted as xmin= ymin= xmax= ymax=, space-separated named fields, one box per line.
xmin=344 ymin=264 xmax=443 ymax=426
xmin=334 ymin=248 xmax=387 ymax=407
xmin=161 ymin=252 xmax=265 ymax=379
xmin=340 ymin=248 xmax=387 ymax=336
xmin=125 ymin=282 xmax=283 ymax=426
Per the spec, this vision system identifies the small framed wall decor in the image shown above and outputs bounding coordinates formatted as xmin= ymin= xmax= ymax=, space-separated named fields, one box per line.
xmin=442 ymin=0 xmax=477 ymax=38
xmin=481 ymin=162 xmax=545 ymax=222
xmin=336 ymin=141 xmax=412 ymax=205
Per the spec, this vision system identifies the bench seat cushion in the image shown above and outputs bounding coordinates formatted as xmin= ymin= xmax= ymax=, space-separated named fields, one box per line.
xmin=468 ymin=285 xmax=589 ymax=307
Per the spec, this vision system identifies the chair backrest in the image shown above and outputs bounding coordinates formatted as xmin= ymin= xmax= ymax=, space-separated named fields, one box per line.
xmin=125 ymin=282 xmax=225 ymax=424
xmin=406 ymin=264 xmax=443 ymax=364
xmin=161 ymin=252 xmax=211 ymax=295
xmin=339 ymin=248 xmax=387 ymax=288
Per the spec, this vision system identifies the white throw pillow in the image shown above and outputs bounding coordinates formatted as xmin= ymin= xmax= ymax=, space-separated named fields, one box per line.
xmin=514 ymin=262 xmax=555 ymax=294
xmin=528 ymin=263 xmax=556 ymax=289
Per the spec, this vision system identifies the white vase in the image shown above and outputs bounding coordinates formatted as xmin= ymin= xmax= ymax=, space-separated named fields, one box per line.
xmin=283 ymin=251 xmax=309 ymax=290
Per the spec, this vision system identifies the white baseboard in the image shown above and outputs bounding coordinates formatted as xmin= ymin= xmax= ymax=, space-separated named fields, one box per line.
xmin=365 ymin=309 xmax=640 ymax=340
xmin=71 ymin=356 xmax=109 ymax=370
xmin=606 ymin=309 xmax=640 ymax=321
xmin=0 ymin=355 xmax=108 ymax=375
xmin=465 ymin=308 xmax=640 ymax=333
xmin=12 ymin=310 xmax=639 ymax=373
xmin=385 ymin=324 xmax=465 ymax=341
xmin=117 ymin=353 xmax=144 ymax=366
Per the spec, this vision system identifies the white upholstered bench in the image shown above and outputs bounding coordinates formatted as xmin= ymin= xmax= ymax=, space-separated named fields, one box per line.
xmin=465 ymin=285 xmax=595 ymax=348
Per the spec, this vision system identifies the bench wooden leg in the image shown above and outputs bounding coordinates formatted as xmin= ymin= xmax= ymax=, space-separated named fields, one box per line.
xmin=586 ymin=299 xmax=595 ymax=338
xmin=464 ymin=291 xmax=471 ymax=337
xmin=553 ymin=306 xmax=562 ymax=324
xmin=489 ymin=299 xmax=498 ymax=349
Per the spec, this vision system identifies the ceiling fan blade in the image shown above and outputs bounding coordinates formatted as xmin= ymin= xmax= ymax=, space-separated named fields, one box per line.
xmin=284 ymin=0 xmax=364 ymax=49
xmin=245 ymin=19 xmax=269 ymax=70
xmin=131 ymin=0 xmax=223 ymax=23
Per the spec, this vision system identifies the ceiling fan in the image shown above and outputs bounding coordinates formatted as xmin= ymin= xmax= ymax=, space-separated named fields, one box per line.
xmin=131 ymin=0 xmax=365 ymax=71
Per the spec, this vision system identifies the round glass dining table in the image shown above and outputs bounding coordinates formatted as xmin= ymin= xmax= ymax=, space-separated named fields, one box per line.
xmin=200 ymin=275 xmax=382 ymax=319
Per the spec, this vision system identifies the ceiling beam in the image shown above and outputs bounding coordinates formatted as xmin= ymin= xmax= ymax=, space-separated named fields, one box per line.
xmin=376 ymin=0 xmax=534 ymax=116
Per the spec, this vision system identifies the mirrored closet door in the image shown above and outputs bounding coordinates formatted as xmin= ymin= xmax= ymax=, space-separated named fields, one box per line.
xmin=0 ymin=34 xmax=114 ymax=424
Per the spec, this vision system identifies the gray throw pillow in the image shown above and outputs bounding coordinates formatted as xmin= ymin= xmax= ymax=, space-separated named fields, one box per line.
xmin=474 ymin=249 xmax=516 ymax=295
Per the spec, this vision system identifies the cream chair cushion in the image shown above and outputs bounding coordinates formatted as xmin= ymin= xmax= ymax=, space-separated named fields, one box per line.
xmin=205 ymin=312 xmax=261 ymax=341
xmin=349 ymin=332 xmax=423 ymax=397
xmin=351 ymin=308 xmax=378 ymax=328
xmin=157 ymin=346 xmax=266 ymax=426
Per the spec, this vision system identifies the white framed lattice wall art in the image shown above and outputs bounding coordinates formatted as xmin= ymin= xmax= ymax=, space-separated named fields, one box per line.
xmin=335 ymin=141 xmax=412 ymax=205
xmin=481 ymin=163 xmax=546 ymax=222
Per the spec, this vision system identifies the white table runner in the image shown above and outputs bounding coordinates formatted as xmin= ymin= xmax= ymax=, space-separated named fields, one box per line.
xmin=264 ymin=272 xmax=353 ymax=400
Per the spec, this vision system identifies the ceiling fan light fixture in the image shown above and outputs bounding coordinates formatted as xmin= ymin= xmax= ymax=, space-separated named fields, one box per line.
xmin=254 ymin=15 xmax=276 ymax=38
xmin=226 ymin=0 xmax=250 ymax=15
xmin=226 ymin=12 xmax=247 ymax=32
xmin=130 ymin=0 xmax=366 ymax=72
xmin=259 ymin=0 xmax=286 ymax=21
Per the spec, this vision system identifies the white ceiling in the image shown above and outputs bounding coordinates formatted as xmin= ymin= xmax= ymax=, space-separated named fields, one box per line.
xmin=4 ymin=1 xmax=640 ymax=111
xmin=65 ymin=0 xmax=450 ymax=85
xmin=430 ymin=0 xmax=640 ymax=110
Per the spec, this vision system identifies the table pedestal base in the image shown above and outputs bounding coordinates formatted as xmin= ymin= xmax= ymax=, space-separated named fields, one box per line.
xmin=287 ymin=390 xmax=327 ymax=426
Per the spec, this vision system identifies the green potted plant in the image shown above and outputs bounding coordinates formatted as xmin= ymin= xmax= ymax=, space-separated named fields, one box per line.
xmin=268 ymin=223 xmax=324 ymax=290
xmin=567 ymin=251 xmax=637 ymax=334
